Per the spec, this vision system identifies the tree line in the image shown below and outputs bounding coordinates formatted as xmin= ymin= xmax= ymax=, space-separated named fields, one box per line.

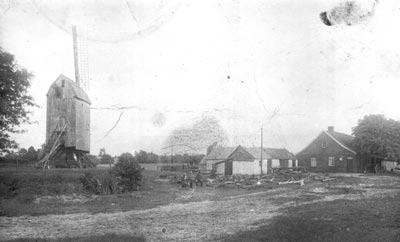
xmin=98 ymin=150 xmax=204 ymax=165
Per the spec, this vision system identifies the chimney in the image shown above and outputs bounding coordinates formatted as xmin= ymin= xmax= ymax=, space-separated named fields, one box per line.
xmin=328 ymin=126 xmax=334 ymax=132
xmin=206 ymin=142 xmax=218 ymax=156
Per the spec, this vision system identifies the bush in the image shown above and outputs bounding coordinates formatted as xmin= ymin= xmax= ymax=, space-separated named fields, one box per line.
xmin=79 ymin=172 xmax=101 ymax=194
xmin=79 ymin=172 xmax=118 ymax=195
xmin=112 ymin=153 xmax=142 ymax=192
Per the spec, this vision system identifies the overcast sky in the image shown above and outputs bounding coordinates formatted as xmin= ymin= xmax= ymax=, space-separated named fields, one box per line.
xmin=1 ymin=0 xmax=400 ymax=156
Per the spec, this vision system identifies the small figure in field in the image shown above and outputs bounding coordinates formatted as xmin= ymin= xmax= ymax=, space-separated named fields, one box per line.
xmin=189 ymin=171 xmax=195 ymax=188
xmin=195 ymin=171 xmax=203 ymax=187
xmin=181 ymin=172 xmax=189 ymax=188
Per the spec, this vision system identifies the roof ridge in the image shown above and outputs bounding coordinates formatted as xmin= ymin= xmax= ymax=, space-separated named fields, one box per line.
xmin=323 ymin=131 xmax=356 ymax=154
xmin=329 ymin=130 xmax=354 ymax=138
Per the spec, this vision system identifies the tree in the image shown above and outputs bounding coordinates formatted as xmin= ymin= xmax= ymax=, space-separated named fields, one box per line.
xmin=83 ymin=154 xmax=99 ymax=167
xmin=352 ymin=114 xmax=400 ymax=169
xmin=163 ymin=115 xmax=228 ymax=154
xmin=134 ymin=150 xmax=159 ymax=163
xmin=23 ymin=146 xmax=38 ymax=161
xmin=18 ymin=148 xmax=28 ymax=158
xmin=100 ymin=154 xmax=114 ymax=164
xmin=113 ymin=153 xmax=142 ymax=191
xmin=0 ymin=48 xmax=35 ymax=152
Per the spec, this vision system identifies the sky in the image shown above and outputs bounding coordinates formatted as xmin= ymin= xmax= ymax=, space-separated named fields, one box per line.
xmin=1 ymin=0 xmax=400 ymax=156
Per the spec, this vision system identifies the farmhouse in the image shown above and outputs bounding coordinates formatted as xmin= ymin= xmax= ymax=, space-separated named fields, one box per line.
xmin=296 ymin=126 xmax=358 ymax=172
xmin=199 ymin=144 xmax=297 ymax=176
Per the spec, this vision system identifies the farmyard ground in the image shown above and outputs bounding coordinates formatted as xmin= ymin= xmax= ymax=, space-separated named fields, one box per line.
xmin=0 ymin=169 xmax=399 ymax=242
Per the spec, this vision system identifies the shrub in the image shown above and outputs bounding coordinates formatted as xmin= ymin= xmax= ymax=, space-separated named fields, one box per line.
xmin=79 ymin=171 xmax=119 ymax=195
xmin=112 ymin=153 xmax=142 ymax=192
xmin=98 ymin=172 xmax=118 ymax=194
xmin=79 ymin=172 xmax=101 ymax=194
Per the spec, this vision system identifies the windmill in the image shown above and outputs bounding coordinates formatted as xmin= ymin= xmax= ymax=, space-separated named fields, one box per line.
xmin=36 ymin=26 xmax=91 ymax=168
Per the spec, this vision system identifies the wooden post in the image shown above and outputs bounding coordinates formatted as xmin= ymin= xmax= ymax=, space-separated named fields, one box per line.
xmin=72 ymin=25 xmax=80 ymax=87
xmin=260 ymin=126 xmax=263 ymax=175
xmin=171 ymin=144 xmax=173 ymax=164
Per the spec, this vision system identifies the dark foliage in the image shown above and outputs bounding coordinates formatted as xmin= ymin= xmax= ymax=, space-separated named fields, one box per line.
xmin=112 ymin=153 xmax=142 ymax=192
xmin=79 ymin=171 xmax=117 ymax=195
xmin=0 ymin=48 xmax=36 ymax=152
xmin=352 ymin=114 xmax=400 ymax=159
xmin=83 ymin=154 xmax=99 ymax=167
xmin=99 ymin=154 xmax=113 ymax=164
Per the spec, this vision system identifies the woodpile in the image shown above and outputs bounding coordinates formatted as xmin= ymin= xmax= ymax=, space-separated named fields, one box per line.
xmin=159 ymin=169 xmax=338 ymax=189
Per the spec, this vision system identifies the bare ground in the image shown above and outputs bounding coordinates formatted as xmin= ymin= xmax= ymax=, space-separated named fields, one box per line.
xmin=1 ymin=174 xmax=399 ymax=242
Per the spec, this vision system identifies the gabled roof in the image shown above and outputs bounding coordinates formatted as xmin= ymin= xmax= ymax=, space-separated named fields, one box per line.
xmin=200 ymin=146 xmax=296 ymax=165
xmin=47 ymin=74 xmax=91 ymax=104
xmin=246 ymin=147 xmax=272 ymax=160
xmin=203 ymin=146 xmax=239 ymax=160
xmin=199 ymin=146 xmax=239 ymax=165
xmin=246 ymin=147 xmax=296 ymax=160
xmin=296 ymin=129 xmax=356 ymax=156
xmin=324 ymin=130 xmax=356 ymax=154
xmin=326 ymin=130 xmax=354 ymax=151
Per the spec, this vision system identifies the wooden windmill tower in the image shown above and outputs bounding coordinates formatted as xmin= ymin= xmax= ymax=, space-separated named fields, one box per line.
xmin=36 ymin=26 xmax=91 ymax=168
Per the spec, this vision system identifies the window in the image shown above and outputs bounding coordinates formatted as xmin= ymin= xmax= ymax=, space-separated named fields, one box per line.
xmin=54 ymin=86 xmax=62 ymax=98
xmin=321 ymin=141 xmax=327 ymax=148
xmin=328 ymin=157 xmax=335 ymax=166
xmin=311 ymin=157 xmax=317 ymax=167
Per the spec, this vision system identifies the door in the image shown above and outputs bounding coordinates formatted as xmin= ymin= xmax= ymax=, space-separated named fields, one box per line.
xmin=225 ymin=159 xmax=233 ymax=176
xmin=346 ymin=157 xmax=354 ymax=172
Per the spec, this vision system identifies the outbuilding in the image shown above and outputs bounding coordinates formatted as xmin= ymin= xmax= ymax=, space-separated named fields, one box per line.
xmin=199 ymin=144 xmax=297 ymax=176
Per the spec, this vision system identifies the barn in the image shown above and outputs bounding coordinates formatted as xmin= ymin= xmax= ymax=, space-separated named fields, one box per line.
xmin=198 ymin=146 xmax=240 ymax=173
xmin=199 ymin=144 xmax=297 ymax=176
xmin=296 ymin=126 xmax=358 ymax=172
xmin=213 ymin=146 xmax=259 ymax=176
xmin=37 ymin=74 xmax=91 ymax=168
xmin=246 ymin=147 xmax=297 ymax=173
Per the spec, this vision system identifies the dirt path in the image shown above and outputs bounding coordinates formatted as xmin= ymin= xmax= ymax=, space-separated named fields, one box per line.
xmin=1 ymin=179 xmax=399 ymax=242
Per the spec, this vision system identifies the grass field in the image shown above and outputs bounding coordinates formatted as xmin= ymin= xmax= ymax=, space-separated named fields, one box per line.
xmin=1 ymin=167 xmax=399 ymax=241
xmin=0 ymin=168 xmax=184 ymax=216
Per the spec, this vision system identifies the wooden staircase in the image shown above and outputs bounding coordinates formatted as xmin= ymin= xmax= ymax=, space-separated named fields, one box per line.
xmin=35 ymin=123 xmax=67 ymax=168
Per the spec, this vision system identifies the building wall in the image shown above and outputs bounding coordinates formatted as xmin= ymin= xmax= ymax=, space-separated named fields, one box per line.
xmin=46 ymin=95 xmax=76 ymax=147
xmin=271 ymin=159 xmax=280 ymax=168
xmin=46 ymin=80 xmax=90 ymax=152
xmin=261 ymin=159 xmax=268 ymax=174
xmin=206 ymin=160 xmax=223 ymax=171
xmin=297 ymin=132 xmax=357 ymax=172
xmin=214 ymin=159 xmax=268 ymax=175
xmin=75 ymin=100 xmax=90 ymax=152
xmin=216 ymin=162 xmax=225 ymax=175
xmin=232 ymin=161 xmax=257 ymax=174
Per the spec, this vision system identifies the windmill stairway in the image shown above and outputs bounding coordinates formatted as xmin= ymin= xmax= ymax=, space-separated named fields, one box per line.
xmin=35 ymin=122 xmax=93 ymax=168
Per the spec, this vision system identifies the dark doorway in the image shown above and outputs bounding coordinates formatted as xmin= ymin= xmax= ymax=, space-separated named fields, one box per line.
xmin=225 ymin=159 xmax=233 ymax=176
xmin=346 ymin=157 xmax=354 ymax=172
